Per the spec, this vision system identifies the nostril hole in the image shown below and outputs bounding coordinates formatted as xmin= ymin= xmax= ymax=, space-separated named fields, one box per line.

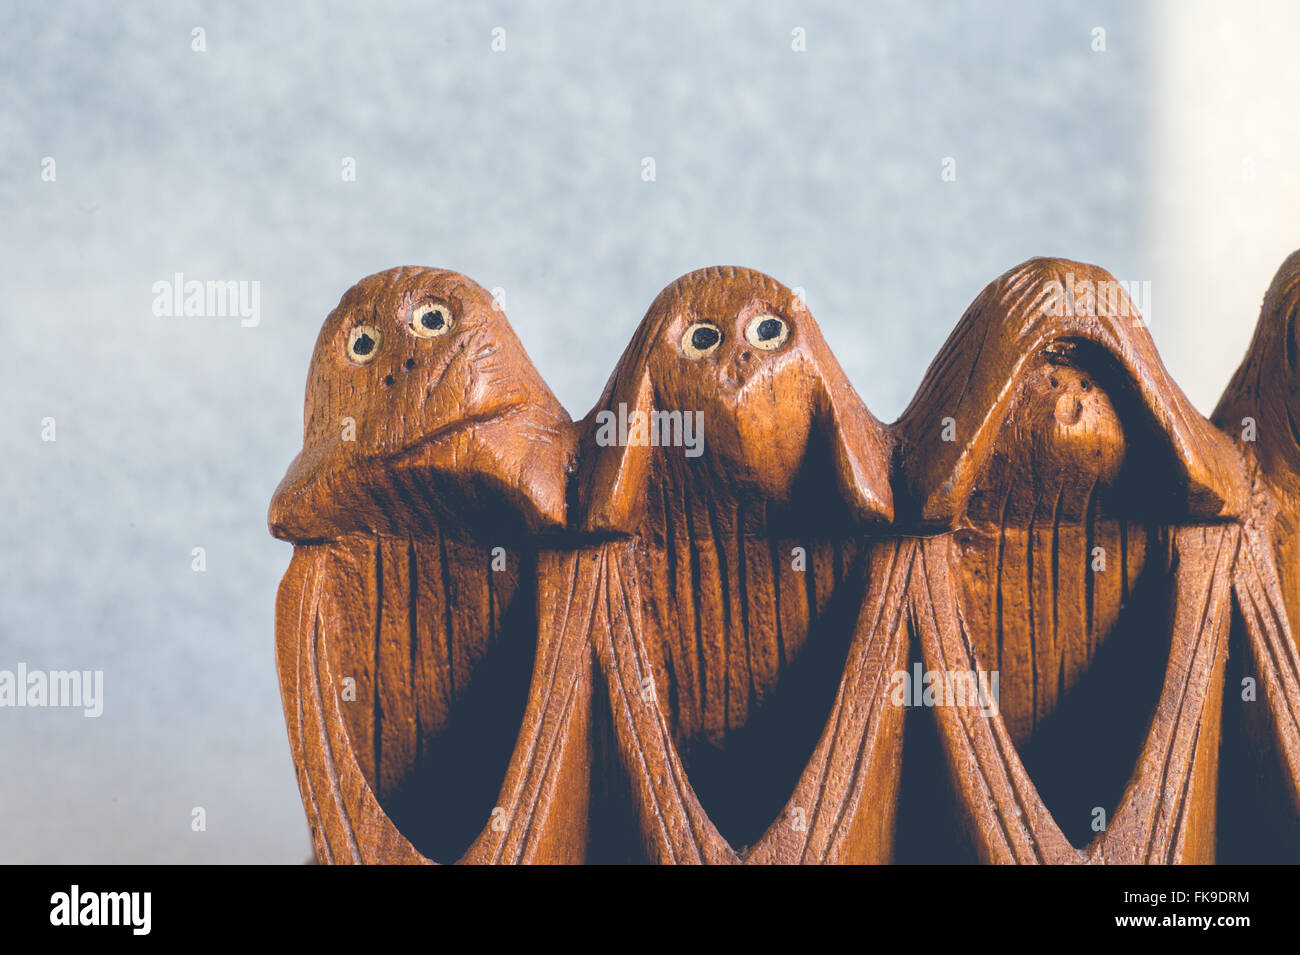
xmin=739 ymin=351 xmax=752 ymax=363
xmin=404 ymin=358 xmax=415 ymax=370
xmin=384 ymin=374 xmax=395 ymax=386
xmin=1049 ymin=375 xmax=1059 ymax=388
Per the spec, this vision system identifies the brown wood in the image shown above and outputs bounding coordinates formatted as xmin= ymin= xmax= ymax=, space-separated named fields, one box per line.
xmin=269 ymin=257 xmax=1298 ymax=864
xmin=894 ymin=257 xmax=1248 ymax=863
xmin=270 ymin=267 xmax=589 ymax=863
xmin=1213 ymin=250 xmax=1300 ymax=849
xmin=575 ymin=266 xmax=904 ymax=863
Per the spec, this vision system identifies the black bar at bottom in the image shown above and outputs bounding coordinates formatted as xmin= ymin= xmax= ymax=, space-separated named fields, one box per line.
xmin=3 ymin=863 xmax=1281 ymax=942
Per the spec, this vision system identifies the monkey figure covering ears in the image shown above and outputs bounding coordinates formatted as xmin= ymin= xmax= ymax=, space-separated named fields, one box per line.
xmin=575 ymin=266 xmax=906 ymax=864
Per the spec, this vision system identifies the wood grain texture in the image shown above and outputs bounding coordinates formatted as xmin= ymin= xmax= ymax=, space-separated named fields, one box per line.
xmin=895 ymin=257 xmax=1248 ymax=526
xmin=576 ymin=267 xmax=904 ymax=863
xmin=270 ymin=267 xmax=588 ymax=863
xmin=1213 ymin=250 xmax=1300 ymax=848
xmin=267 ymin=257 xmax=1297 ymax=864
xmin=909 ymin=527 xmax=1234 ymax=863
xmin=895 ymin=257 xmax=1246 ymax=863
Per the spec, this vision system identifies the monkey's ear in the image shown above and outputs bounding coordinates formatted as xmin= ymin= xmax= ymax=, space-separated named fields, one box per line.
xmin=805 ymin=329 xmax=894 ymax=523
xmin=576 ymin=363 xmax=656 ymax=535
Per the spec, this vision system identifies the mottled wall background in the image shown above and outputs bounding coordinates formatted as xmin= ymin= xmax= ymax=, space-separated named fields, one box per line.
xmin=0 ymin=0 xmax=1293 ymax=862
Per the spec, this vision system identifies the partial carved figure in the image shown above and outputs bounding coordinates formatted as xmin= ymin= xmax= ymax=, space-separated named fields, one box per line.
xmin=576 ymin=266 xmax=902 ymax=863
xmin=269 ymin=267 xmax=586 ymax=863
xmin=1212 ymin=250 xmax=1300 ymax=859
xmin=894 ymin=257 xmax=1249 ymax=863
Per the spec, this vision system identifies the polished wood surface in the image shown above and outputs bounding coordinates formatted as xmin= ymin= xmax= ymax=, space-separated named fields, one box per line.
xmin=575 ymin=267 xmax=902 ymax=863
xmin=1213 ymin=250 xmax=1300 ymax=859
xmin=271 ymin=257 xmax=1300 ymax=864
xmin=270 ymin=267 xmax=587 ymax=863
xmin=895 ymin=257 xmax=1246 ymax=863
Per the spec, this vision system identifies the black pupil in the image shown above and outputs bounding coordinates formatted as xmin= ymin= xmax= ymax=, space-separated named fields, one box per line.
xmin=757 ymin=318 xmax=782 ymax=341
xmin=691 ymin=326 xmax=720 ymax=351
xmin=421 ymin=309 xmax=445 ymax=330
xmin=352 ymin=332 xmax=375 ymax=355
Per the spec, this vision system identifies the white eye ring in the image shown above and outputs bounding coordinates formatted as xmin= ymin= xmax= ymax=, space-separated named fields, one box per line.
xmin=744 ymin=314 xmax=789 ymax=351
xmin=346 ymin=325 xmax=383 ymax=364
xmin=410 ymin=302 xmax=454 ymax=338
xmin=682 ymin=322 xmax=723 ymax=360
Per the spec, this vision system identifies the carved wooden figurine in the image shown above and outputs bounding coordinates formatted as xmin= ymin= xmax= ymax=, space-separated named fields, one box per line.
xmin=576 ymin=266 xmax=905 ymax=863
xmin=894 ymin=257 xmax=1250 ymax=863
xmin=1212 ymin=250 xmax=1300 ymax=856
xmin=269 ymin=258 xmax=1297 ymax=865
xmin=269 ymin=267 xmax=589 ymax=864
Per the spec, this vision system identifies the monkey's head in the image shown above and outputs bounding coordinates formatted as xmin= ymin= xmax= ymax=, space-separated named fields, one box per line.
xmin=897 ymin=257 xmax=1248 ymax=526
xmin=270 ymin=267 xmax=574 ymax=541
xmin=577 ymin=266 xmax=893 ymax=533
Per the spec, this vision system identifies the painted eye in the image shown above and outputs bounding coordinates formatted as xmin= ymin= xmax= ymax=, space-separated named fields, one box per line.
xmin=681 ymin=322 xmax=723 ymax=360
xmin=410 ymin=302 xmax=454 ymax=338
xmin=744 ymin=314 xmax=789 ymax=351
xmin=346 ymin=325 xmax=382 ymax=364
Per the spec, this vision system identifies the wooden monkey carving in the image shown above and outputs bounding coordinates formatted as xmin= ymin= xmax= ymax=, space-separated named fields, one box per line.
xmin=265 ymin=257 xmax=1288 ymax=866
xmin=576 ymin=266 xmax=906 ymax=864
xmin=269 ymin=267 xmax=590 ymax=864
xmin=1212 ymin=250 xmax=1300 ymax=854
xmin=895 ymin=257 xmax=1249 ymax=863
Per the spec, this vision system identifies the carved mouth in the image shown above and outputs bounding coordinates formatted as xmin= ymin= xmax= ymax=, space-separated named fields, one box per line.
xmin=382 ymin=400 xmax=530 ymax=470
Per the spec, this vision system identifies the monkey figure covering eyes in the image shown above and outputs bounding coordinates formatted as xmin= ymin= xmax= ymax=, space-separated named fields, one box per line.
xmin=575 ymin=266 xmax=905 ymax=864
xmin=269 ymin=267 xmax=590 ymax=864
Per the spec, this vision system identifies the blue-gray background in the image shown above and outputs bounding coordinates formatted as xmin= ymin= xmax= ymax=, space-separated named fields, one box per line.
xmin=2 ymin=1 xmax=1292 ymax=862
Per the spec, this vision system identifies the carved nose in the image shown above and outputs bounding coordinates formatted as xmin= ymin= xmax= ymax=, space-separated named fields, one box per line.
xmin=722 ymin=351 xmax=753 ymax=389
xmin=1055 ymin=392 xmax=1083 ymax=425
